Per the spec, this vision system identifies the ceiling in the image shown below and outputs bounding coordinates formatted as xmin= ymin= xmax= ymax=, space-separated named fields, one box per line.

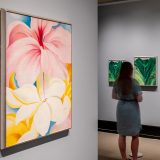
xmin=98 ymin=0 xmax=129 ymax=4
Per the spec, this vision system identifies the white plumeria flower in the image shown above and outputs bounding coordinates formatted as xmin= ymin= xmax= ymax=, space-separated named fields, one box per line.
xmin=7 ymin=78 xmax=71 ymax=143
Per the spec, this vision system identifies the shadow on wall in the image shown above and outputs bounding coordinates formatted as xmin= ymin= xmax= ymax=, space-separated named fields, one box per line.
xmin=141 ymin=86 xmax=157 ymax=92
xmin=0 ymin=130 xmax=69 ymax=157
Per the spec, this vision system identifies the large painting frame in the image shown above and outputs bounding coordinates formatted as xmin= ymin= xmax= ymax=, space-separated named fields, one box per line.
xmin=1 ymin=8 xmax=6 ymax=150
xmin=1 ymin=9 xmax=72 ymax=150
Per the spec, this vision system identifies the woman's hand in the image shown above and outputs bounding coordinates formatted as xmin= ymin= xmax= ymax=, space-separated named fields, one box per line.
xmin=135 ymin=94 xmax=143 ymax=102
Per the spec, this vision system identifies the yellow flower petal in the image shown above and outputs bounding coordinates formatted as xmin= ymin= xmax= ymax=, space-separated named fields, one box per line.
xmin=6 ymin=134 xmax=20 ymax=147
xmin=67 ymin=64 xmax=72 ymax=82
xmin=7 ymin=121 xmax=28 ymax=137
xmin=6 ymin=121 xmax=28 ymax=147
xmin=62 ymin=82 xmax=71 ymax=100
xmin=7 ymin=113 xmax=16 ymax=121
xmin=9 ymin=72 xmax=17 ymax=89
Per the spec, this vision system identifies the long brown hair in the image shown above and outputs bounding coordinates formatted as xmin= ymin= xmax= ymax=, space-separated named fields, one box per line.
xmin=116 ymin=61 xmax=133 ymax=95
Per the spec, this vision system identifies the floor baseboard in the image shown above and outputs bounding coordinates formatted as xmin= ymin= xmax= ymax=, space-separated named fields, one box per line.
xmin=98 ymin=120 xmax=160 ymax=139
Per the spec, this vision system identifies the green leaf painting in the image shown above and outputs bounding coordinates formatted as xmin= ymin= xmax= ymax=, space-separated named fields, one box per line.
xmin=108 ymin=60 xmax=123 ymax=82
xmin=134 ymin=57 xmax=157 ymax=86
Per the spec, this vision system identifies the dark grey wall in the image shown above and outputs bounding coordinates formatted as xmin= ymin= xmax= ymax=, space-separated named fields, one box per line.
xmin=0 ymin=0 xmax=98 ymax=159
xmin=99 ymin=0 xmax=160 ymax=126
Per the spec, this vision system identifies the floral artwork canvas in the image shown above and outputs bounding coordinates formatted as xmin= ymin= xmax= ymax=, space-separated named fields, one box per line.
xmin=108 ymin=60 xmax=123 ymax=83
xmin=6 ymin=11 xmax=72 ymax=147
xmin=134 ymin=57 xmax=157 ymax=86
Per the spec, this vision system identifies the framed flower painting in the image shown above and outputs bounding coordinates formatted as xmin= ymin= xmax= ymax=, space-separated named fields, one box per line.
xmin=1 ymin=10 xmax=72 ymax=149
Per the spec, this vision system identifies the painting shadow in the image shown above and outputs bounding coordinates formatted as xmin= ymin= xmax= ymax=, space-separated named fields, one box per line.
xmin=141 ymin=86 xmax=157 ymax=91
xmin=109 ymin=82 xmax=114 ymax=86
xmin=0 ymin=129 xmax=69 ymax=157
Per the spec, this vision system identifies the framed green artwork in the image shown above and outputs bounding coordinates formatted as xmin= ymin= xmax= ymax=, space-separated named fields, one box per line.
xmin=134 ymin=57 xmax=157 ymax=86
xmin=108 ymin=60 xmax=124 ymax=83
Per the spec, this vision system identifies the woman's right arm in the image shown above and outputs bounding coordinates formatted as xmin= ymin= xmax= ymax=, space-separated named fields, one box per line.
xmin=133 ymin=79 xmax=143 ymax=102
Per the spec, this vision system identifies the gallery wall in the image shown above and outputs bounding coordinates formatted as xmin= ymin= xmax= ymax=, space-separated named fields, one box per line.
xmin=98 ymin=0 xmax=160 ymax=126
xmin=0 ymin=0 xmax=98 ymax=159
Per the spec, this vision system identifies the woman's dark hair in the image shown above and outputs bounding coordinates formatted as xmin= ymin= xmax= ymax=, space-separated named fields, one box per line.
xmin=116 ymin=61 xmax=133 ymax=94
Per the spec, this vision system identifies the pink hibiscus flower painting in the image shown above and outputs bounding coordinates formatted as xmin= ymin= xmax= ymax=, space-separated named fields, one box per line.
xmin=6 ymin=12 xmax=72 ymax=147
xmin=7 ymin=12 xmax=71 ymax=87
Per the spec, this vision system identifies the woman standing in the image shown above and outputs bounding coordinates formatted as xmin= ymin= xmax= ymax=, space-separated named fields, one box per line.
xmin=112 ymin=61 xmax=143 ymax=160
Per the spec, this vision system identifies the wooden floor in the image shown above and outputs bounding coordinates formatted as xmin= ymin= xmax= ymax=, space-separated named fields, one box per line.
xmin=98 ymin=132 xmax=160 ymax=160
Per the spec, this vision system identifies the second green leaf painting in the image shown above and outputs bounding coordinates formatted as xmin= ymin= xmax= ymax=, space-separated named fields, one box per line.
xmin=134 ymin=57 xmax=157 ymax=86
